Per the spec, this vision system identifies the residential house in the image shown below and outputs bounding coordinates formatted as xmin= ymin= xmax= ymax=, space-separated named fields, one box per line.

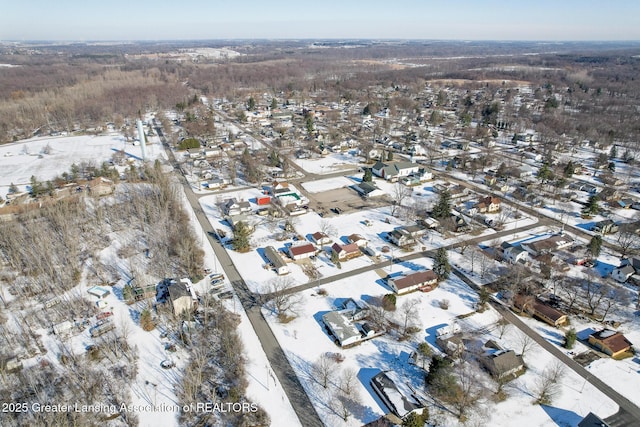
xmin=338 ymin=298 xmax=369 ymax=322
xmin=591 ymin=219 xmax=619 ymax=235
xmin=348 ymin=234 xmax=368 ymax=247
xmin=475 ymin=196 xmax=501 ymax=213
xmin=451 ymin=212 xmax=471 ymax=232
xmin=513 ymin=294 xmax=568 ymax=327
xmin=331 ymin=242 xmax=362 ymax=261
xmin=479 ymin=344 xmax=525 ymax=380
xmin=288 ymin=242 xmax=317 ymax=261
xmin=418 ymin=217 xmax=440 ymax=230
xmin=271 ymin=181 xmax=305 ymax=207
xmin=520 ymin=234 xmax=574 ymax=257
xmin=223 ymin=198 xmax=251 ymax=216
xmin=87 ymin=177 xmax=115 ymax=196
xmin=388 ymin=224 xmax=428 ymax=247
xmin=310 ymin=231 xmax=332 ymax=246
xmin=371 ymin=160 xmax=421 ymax=181
xmin=388 ymin=229 xmax=415 ymax=247
xmin=167 ymin=279 xmax=198 ymax=316
xmin=578 ymin=412 xmax=611 ymax=427
xmin=370 ymin=371 xmax=423 ymax=420
xmin=388 ymin=270 xmax=438 ymax=294
xmin=264 ymin=246 xmax=289 ymax=275
xmin=598 ymin=187 xmax=622 ymax=202
xmin=611 ymin=257 xmax=640 ymax=283
xmin=185 ymin=147 xmax=204 ymax=158
xmin=204 ymin=146 xmax=221 ymax=157
xmin=353 ymin=181 xmax=385 ymax=198
xmin=322 ymin=311 xmax=362 ymax=347
xmin=483 ymin=175 xmax=497 ymax=186
xmin=501 ymin=242 xmax=529 ymax=264
xmin=614 ymin=198 xmax=635 ymax=209
xmin=588 ymin=329 xmax=633 ymax=358
xmin=436 ymin=334 xmax=465 ymax=358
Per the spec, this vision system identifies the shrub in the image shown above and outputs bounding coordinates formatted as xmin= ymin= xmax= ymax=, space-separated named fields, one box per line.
xmin=177 ymin=138 xmax=200 ymax=150
xmin=382 ymin=294 xmax=397 ymax=311
xmin=140 ymin=309 xmax=155 ymax=331
xmin=564 ymin=328 xmax=577 ymax=349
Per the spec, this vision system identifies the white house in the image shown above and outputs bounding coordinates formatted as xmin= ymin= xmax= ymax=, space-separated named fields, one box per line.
xmin=388 ymin=270 xmax=438 ymax=294
xmin=371 ymin=160 xmax=421 ymax=181
xmin=502 ymin=243 xmax=529 ymax=264
xmin=611 ymin=257 xmax=640 ymax=283
xmin=310 ymin=231 xmax=332 ymax=246
xmin=347 ymin=233 xmax=368 ymax=247
xmin=288 ymin=242 xmax=317 ymax=261
xmin=223 ymin=198 xmax=251 ymax=216
xmin=264 ymin=246 xmax=289 ymax=275
xmin=322 ymin=311 xmax=362 ymax=347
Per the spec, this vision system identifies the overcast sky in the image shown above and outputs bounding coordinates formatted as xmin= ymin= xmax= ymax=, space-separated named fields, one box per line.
xmin=2 ymin=0 xmax=639 ymax=41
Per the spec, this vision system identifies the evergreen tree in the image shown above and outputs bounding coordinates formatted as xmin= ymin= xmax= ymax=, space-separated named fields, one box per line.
xmin=268 ymin=149 xmax=280 ymax=167
xmin=565 ymin=328 xmax=577 ymax=349
xmin=563 ymin=161 xmax=575 ymax=178
xmin=8 ymin=182 xmax=18 ymax=194
xmin=29 ymin=175 xmax=44 ymax=197
xmin=582 ymin=195 xmax=599 ymax=217
xmin=432 ymin=189 xmax=451 ymax=219
xmin=588 ymin=235 xmax=603 ymax=259
xmin=232 ymin=221 xmax=252 ymax=252
xmin=270 ymin=98 xmax=278 ymax=110
xmin=537 ymin=163 xmax=553 ymax=183
xmin=362 ymin=168 xmax=373 ymax=183
xmin=305 ymin=116 xmax=314 ymax=135
xmin=247 ymin=96 xmax=256 ymax=111
xmin=609 ymin=144 xmax=618 ymax=159
xmin=387 ymin=150 xmax=394 ymax=161
xmin=433 ymin=247 xmax=451 ymax=281
xmin=496 ymin=162 xmax=507 ymax=179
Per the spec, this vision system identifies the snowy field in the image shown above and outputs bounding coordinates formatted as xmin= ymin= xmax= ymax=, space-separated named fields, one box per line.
xmin=0 ymin=133 xmax=165 ymax=196
xmin=293 ymin=152 xmax=363 ymax=175
xmin=301 ymin=176 xmax=355 ymax=193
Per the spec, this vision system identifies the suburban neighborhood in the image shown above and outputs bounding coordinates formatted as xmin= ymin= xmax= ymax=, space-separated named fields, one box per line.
xmin=1 ymin=33 xmax=640 ymax=427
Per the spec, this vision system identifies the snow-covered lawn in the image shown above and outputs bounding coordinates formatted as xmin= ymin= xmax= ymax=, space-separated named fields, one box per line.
xmin=0 ymin=133 xmax=165 ymax=196
xmin=263 ymin=264 xmax=619 ymax=426
xmin=292 ymin=152 xmax=363 ymax=175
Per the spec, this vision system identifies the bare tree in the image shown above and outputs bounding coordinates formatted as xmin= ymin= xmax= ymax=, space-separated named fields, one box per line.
xmin=559 ymin=277 xmax=581 ymax=311
xmin=338 ymin=367 xmax=358 ymax=397
xmin=617 ymin=223 xmax=640 ymax=258
xmin=584 ymin=277 xmax=607 ymax=316
xmin=450 ymin=362 xmax=484 ymax=420
xmin=264 ymin=277 xmax=302 ymax=321
xmin=318 ymin=219 xmax=337 ymax=237
xmin=516 ymin=331 xmax=536 ymax=359
xmin=366 ymin=296 xmax=390 ymax=330
xmin=496 ymin=317 xmax=510 ymax=339
xmin=312 ymin=353 xmax=336 ymax=389
xmin=398 ymin=298 xmax=421 ymax=338
xmin=600 ymin=287 xmax=631 ymax=322
xmin=533 ymin=362 xmax=564 ymax=405
xmin=390 ymin=183 xmax=412 ymax=217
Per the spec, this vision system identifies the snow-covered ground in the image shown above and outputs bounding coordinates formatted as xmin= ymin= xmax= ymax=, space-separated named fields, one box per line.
xmin=263 ymin=262 xmax=619 ymax=426
xmin=0 ymin=133 xmax=165 ymax=196
xmin=292 ymin=152 xmax=363 ymax=175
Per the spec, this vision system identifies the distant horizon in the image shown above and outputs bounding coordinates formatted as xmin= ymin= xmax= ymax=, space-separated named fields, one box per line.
xmin=3 ymin=38 xmax=640 ymax=44
xmin=3 ymin=1 xmax=640 ymax=42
